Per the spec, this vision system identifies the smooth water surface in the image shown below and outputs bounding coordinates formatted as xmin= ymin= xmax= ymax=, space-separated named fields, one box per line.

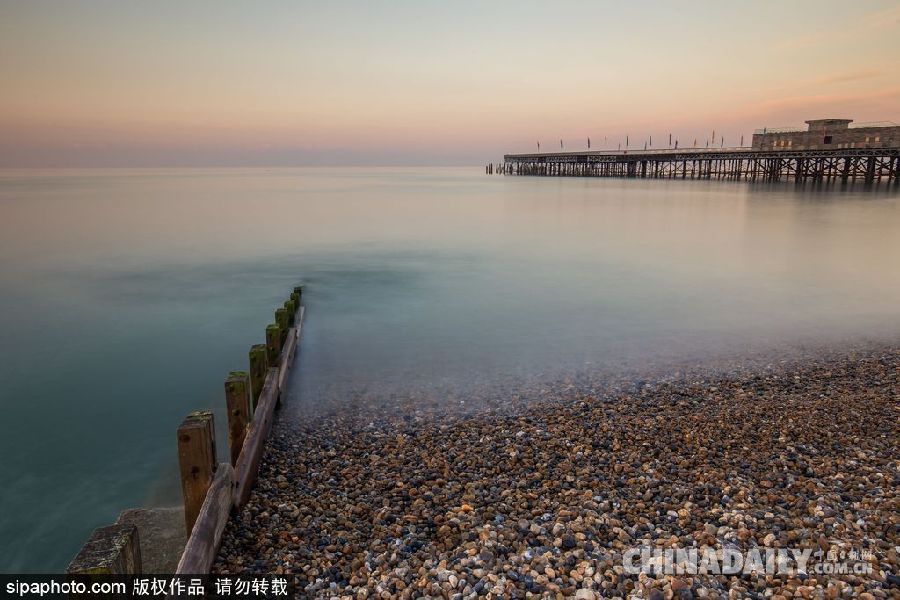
xmin=1 ymin=168 xmax=899 ymax=571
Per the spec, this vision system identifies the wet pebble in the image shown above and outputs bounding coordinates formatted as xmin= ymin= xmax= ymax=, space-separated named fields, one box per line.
xmin=213 ymin=347 xmax=899 ymax=598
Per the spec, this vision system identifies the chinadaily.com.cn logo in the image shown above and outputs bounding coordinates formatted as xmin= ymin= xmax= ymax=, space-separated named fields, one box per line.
xmin=622 ymin=546 xmax=874 ymax=576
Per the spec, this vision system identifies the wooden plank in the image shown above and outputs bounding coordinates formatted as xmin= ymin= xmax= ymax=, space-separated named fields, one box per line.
xmin=67 ymin=523 xmax=141 ymax=575
xmin=277 ymin=306 xmax=304 ymax=394
xmin=277 ymin=328 xmax=297 ymax=395
xmin=224 ymin=372 xmax=251 ymax=467
xmin=177 ymin=411 xmax=216 ymax=536
xmin=232 ymin=367 xmax=280 ymax=509
xmin=175 ymin=463 xmax=234 ymax=575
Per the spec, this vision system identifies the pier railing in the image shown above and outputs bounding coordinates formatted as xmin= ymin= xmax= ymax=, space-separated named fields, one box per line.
xmin=487 ymin=147 xmax=900 ymax=183
xmin=66 ymin=285 xmax=306 ymax=575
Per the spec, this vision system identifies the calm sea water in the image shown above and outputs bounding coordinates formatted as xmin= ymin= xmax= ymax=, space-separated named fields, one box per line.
xmin=1 ymin=167 xmax=899 ymax=571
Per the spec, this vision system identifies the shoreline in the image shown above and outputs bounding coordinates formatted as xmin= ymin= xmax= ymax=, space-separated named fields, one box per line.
xmin=214 ymin=346 xmax=899 ymax=598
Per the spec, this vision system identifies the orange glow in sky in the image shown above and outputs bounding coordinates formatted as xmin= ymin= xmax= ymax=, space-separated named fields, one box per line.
xmin=1 ymin=1 xmax=898 ymax=166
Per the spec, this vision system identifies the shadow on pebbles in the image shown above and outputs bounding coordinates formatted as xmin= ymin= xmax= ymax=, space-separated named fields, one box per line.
xmin=213 ymin=347 xmax=899 ymax=599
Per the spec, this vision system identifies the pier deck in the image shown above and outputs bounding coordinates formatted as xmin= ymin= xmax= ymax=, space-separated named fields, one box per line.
xmin=495 ymin=147 xmax=899 ymax=183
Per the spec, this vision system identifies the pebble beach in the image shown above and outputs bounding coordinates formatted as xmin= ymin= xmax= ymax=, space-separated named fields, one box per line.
xmin=213 ymin=347 xmax=899 ymax=599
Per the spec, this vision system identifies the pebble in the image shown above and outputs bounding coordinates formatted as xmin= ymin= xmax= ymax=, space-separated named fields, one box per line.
xmin=213 ymin=347 xmax=899 ymax=598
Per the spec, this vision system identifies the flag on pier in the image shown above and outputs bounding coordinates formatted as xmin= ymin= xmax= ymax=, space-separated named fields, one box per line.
xmin=560 ymin=139 xmax=563 ymax=149
xmin=588 ymin=137 xmax=591 ymax=149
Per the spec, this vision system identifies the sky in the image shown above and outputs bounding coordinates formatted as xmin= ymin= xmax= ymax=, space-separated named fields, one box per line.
xmin=1 ymin=0 xmax=898 ymax=167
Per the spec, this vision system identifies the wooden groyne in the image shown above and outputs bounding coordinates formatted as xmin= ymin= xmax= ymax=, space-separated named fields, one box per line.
xmin=489 ymin=147 xmax=900 ymax=184
xmin=66 ymin=285 xmax=305 ymax=575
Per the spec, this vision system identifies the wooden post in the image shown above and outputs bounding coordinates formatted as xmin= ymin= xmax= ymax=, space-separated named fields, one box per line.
xmin=248 ymin=344 xmax=267 ymax=409
xmin=67 ymin=523 xmax=141 ymax=574
xmin=275 ymin=308 xmax=289 ymax=343
xmin=290 ymin=291 xmax=301 ymax=322
xmin=224 ymin=372 xmax=251 ymax=467
xmin=177 ymin=411 xmax=216 ymax=536
xmin=283 ymin=298 xmax=296 ymax=327
xmin=265 ymin=323 xmax=282 ymax=366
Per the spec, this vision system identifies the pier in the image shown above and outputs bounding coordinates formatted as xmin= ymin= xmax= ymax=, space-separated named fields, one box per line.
xmin=492 ymin=147 xmax=900 ymax=184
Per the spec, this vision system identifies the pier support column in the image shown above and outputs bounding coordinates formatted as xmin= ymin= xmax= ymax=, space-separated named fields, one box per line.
xmin=841 ymin=157 xmax=851 ymax=181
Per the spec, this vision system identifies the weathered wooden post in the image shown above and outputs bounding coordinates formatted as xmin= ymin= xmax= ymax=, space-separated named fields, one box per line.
xmin=290 ymin=291 xmax=300 ymax=319
xmin=284 ymin=298 xmax=296 ymax=327
xmin=248 ymin=344 xmax=268 ymax=410
xmin=265 ymin=323 xmax=282 ymax=366
xmin=275 ymin=307 xmax=289 ymax=344
xmin=177 ymin=411 xmax=216 ymax=536
xmin=67 ymin=523 xmax=141 ymax=574
xmin=225 ymin=372 xmax=251 ymax=467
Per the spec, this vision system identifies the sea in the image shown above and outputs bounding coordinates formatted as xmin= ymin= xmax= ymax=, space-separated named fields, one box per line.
xmin=0 ymin=167 xmax=898 ymax=571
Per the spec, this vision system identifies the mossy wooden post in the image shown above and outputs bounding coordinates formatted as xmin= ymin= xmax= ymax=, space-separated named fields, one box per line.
xmin=265 ymin=323 xmax=282 ymax=366
xmin=225 ymin=372 xmax=251 ymax=467
xmin=67 ymin=523 xmax=141 ymax=575
xmin=248 ymin=344 xmax=267 ymax=411
xmin=177 ymin=411 xmax=216 ymax=536
xmin=284 ymin=298 xmax=296 ymax=327
xmin=275 ymin=308 xmax=289 ymax=344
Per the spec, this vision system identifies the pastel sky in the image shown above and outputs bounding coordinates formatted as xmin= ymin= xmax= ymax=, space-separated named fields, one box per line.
xmin=1 ymin=0 xmax=898 ymax=166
